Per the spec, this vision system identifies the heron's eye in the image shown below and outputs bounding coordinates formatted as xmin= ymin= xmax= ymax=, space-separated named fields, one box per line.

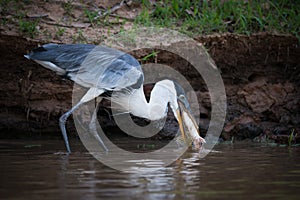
xmin=179 ymin=95 xmax=186 ymax=101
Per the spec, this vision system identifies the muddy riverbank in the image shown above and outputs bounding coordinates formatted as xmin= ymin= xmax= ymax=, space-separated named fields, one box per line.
xmin=0 ymin=33 xmax=299 ymax=144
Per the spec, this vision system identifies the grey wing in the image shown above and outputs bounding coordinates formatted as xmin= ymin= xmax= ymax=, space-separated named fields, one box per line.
xmin=26 ymin=44 xmax=144 ymax=90
xmin=70 ymin=45 xmax=144 ymax=90
xmin=25 ymin=43 xmax=96 ymax=75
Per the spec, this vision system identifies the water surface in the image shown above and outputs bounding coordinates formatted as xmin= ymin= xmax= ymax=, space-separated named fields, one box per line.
xmin=1 ymin=139 xmax=300 ymax=200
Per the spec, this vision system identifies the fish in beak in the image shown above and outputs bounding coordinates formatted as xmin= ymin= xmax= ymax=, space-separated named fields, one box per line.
xmin=176 ymin=95 xmax=206 ymax=150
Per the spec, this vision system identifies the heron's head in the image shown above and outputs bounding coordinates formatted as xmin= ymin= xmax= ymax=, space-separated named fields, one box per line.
xmin=158 ymin=80 xmax=206 ymax=149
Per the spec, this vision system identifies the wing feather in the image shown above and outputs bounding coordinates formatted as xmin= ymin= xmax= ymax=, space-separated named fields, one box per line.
xmin=25 ymin=44 xmax=144 ymax=90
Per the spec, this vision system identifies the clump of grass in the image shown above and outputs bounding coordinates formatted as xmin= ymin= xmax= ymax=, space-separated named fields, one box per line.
xmin=135 ymin=6 xmax=152 ymax=26
xmin=84 ymin=8 xmax=98 ymax=25
xmin=288 ymin=129 xmax=295 ymax=147
xmin=72 ymin=30 xmax=87 ymax=43
xmin=55 ymin=27 xmax=66 ymax=38
xmin=19 ymin=19 xmax=38 ymax=38
xmin=137 ymin=143 xmax=156 ymax=150
xmin=141 ymin=50 xmax=159 ymax=61
xmin=63 ymin=0 xmax=74 ymax=16
xmin=135 ymin=0 xmax=300 ymax=38
xmin=24 ymin=144 xmax=41 ymax=148
xmin=84 ymin=8 xmax=115 ymax=28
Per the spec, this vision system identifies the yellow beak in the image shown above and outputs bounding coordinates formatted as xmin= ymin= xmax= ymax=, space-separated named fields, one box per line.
xmin=176 ymin=109 xmax=186 ymax=143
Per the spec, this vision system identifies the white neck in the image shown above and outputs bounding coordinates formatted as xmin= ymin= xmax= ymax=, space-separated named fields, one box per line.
xmin=113 ymin=80 xmax=178 ymax=121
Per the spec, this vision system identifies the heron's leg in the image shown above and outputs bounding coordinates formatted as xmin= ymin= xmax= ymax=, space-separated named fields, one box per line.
xmin=59 ymin=101 xmax=83 ymax=153
xmin=59 ymin=87 xmax=104 ymax=153
xmin=89 ymin=97 xmax=109 ymax=151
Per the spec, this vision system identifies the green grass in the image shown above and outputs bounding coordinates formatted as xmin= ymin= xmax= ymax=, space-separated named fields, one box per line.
xmin=141 ymin=50 xmax=159 ymax=61
xmin=134 ymin=0 xmax=300 ymax=38
xmin=288 ymin=129 xmax=295 ymax=147
xmin=24 ymin=144 xmax=41 ymax=148
xmin=84 ymin=8 xmax=98 ymax=25
xmin=72 ymin=30 xmax=88 ymax=43
xmin=18 ymin=19 xmax=39 ymax=38
xmin=62 ymin=0 xmax=74 ymax=16
xmin=55 ymin=27 xmax=66 ymax=37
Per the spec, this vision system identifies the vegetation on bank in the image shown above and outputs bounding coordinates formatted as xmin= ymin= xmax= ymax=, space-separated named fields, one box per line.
xmin=135 ymin=0 xmax=300 ymax=39
xmin=0 ymin=0 xmax=299 ymax=40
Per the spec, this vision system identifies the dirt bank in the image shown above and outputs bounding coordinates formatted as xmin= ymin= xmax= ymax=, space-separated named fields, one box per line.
xmin=197 ymin=33 xmax=300 ymax=143
xmin=0 ymin=0 xmax=299 ymax=143
xmin=0 ymin=33 xmax=299 ymax=144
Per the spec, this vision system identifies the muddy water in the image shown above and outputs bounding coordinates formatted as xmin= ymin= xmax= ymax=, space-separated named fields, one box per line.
xmin=1 ymin=139 xmax=300 ymax=200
